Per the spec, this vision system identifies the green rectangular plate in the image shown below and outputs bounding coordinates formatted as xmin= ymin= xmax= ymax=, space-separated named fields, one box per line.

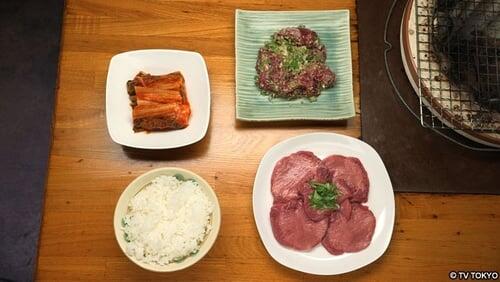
xmin=235 ymin=9 xmax=355 ymax=121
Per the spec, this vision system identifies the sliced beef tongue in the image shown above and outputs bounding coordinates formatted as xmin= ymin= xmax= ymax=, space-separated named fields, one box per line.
xmin=321 ymin=155 xmax=369 ymax=203
xmin=302 ymin=190 xmax=351 ymax=222
xmin=338 ymin=199 xmax=352 ymax=220
xmin=301 ymin=180 xmax=351 ymax=221
xmin=300 ymin=165 xmax=334 ymax=222
xmin=301 ymin=185 xmax=333 ymax=222
xmin=322 ymin=203 xmax=376 ymax=255
xmin=313 ymin=165 xmax=331 ymax=182
xmin=270 ymin=199 xmax=329 ymax=251
xmin=335 ymin=179 xmax=353 ymax=204
xmin=271 ymin=151 xmax=320 ymax=202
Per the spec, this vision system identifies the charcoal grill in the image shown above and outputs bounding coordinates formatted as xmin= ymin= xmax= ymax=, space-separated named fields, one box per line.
xmin=397 ymin=0 xmax=500 ymax=149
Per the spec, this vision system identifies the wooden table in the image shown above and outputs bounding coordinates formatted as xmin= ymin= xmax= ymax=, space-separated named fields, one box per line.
xmin=37 ymin=0 xmax=500 ymax=280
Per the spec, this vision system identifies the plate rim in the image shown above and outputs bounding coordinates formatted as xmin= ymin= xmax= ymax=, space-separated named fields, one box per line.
xmin=234 ymin=9 xmax=355 ymax=121
xmin=252 ymin=132 xmax=395 ymax=275
xmin=105 ymin=49 xmax=211 ymax=150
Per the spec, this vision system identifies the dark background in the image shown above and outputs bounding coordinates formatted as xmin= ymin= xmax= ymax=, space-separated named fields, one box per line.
xmin=0 ymin=0 xmax=64 ymax=280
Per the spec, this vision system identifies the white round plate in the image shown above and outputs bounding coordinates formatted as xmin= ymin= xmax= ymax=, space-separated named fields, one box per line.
xmin=252 ymin=132 xmax=395 ymax=275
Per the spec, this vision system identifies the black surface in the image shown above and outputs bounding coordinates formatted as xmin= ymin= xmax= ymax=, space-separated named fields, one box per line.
xmin=357 ymin=0 xmax=500 ymax=194
xmin=0 ymin=0 xmax=64 ymax=280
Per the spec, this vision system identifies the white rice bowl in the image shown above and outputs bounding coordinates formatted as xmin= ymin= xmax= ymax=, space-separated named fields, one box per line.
xmin=121 ymin=175 xmax=214 ymax=266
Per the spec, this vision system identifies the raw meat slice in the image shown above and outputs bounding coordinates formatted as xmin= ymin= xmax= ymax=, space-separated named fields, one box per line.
xmin=270 ymin=199 xmax=328 ymax=251
xmin=300 ymin=165 xmax=334 ymax=222
xmin=320 ymin=155 xmax=369 ymax=203
xmin=300 ymin=166 xmax=354 ymax=222
xmin=301 ymin=186 xmax=333 ymax=222
xmin=335 ymin=179 xmax=353 ymax=204
xmin=313 ymin=165 xmax=331 ymax=183
xmin=338 ymin=199 xmax=352 ymax=220
xmin=271 ymin=151 xmax=320 ymax=201
xmin=301 ymin=181 xmax=352 ymax=222
xmin=322 ymin=203 xmax=376 ymax=255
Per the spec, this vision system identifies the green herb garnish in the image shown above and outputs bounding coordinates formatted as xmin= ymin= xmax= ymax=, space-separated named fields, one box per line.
xmin=173 ymin=173 xmax=197 ymax=183
xmin=308 ymin=182 xmax=340 ymax=210
xmin=308 ymin=96 xmax=318 ymax=102
xmin=124 ymin=232 xmax=131 ymax=243
xmin=171 ymin=249 xmax=199 ymax=263
xmin=173 ymin=174 xmax=185 ymax=181
xmin=172 ymin=256 xmax=187 ymax=263
xmin=264 ymin=40 xmax=309 ymax=74
xmin=282 ymin=45 xmax=309 ymax=73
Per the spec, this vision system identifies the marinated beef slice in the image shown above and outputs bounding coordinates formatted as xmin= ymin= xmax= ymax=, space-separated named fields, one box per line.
xmin=274 ymin=27 xmax=323 ymax=49
xmin=255 ymin=27 xmax=336 ymax=99
xmin=271 ymin=151 xmax=320 ymax=202
xmin=322 ymin=203 xmax=376 ymax=255
xmin=270 ymin=199 xmax=329 ymax=251
xmin=320 ymin=155 xmax=369 ymax=203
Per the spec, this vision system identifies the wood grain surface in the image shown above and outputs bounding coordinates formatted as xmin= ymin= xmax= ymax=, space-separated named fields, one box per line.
xmin=37 ymin=0 xmax=500 ymax=280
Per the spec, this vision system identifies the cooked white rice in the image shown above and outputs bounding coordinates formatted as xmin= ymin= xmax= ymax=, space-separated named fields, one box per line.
xmin=122 ymin=175 xmax=213 ymax=265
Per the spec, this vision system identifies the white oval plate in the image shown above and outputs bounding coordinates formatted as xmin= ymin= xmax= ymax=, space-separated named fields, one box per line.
xmin=105 ymin=49 xmax=210 ymax=149
xmin=252 ymin=132 xmax=395 ymax=275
